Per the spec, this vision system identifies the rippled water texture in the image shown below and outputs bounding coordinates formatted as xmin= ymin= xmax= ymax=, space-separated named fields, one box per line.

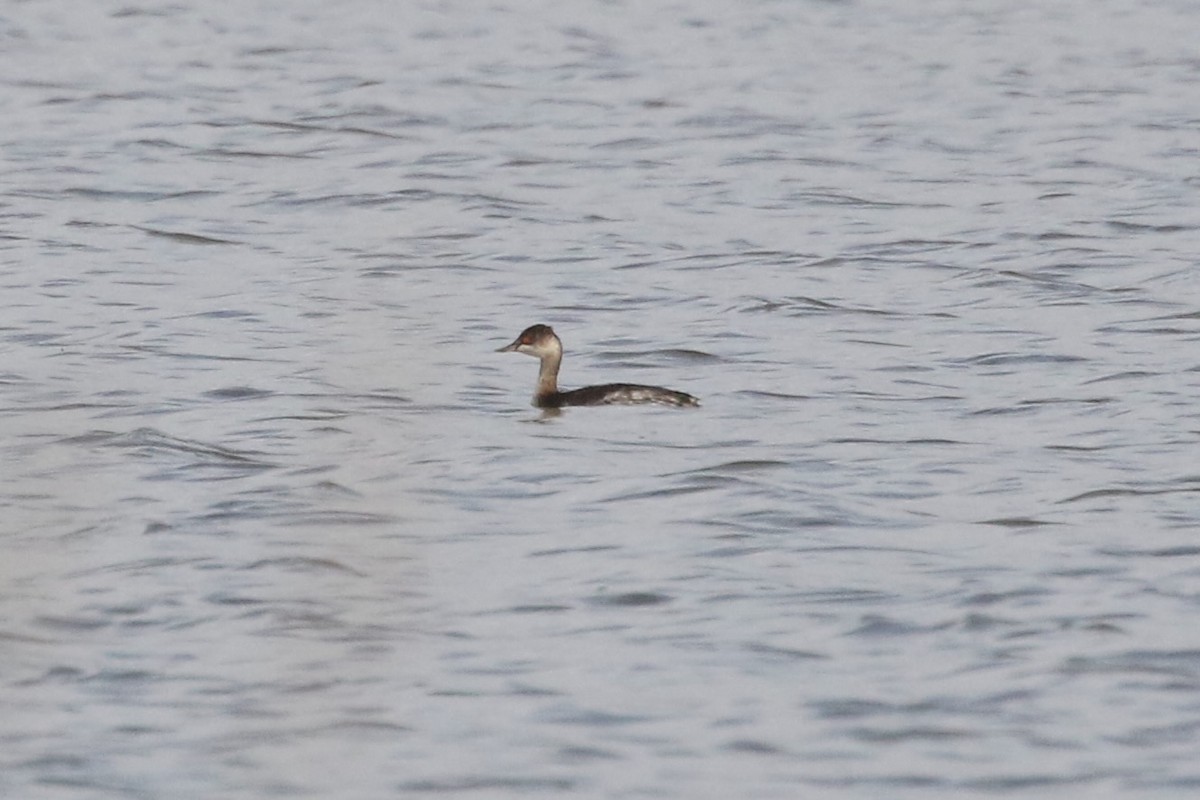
xmin=3 ymin=1 xmax=1200 ymax=797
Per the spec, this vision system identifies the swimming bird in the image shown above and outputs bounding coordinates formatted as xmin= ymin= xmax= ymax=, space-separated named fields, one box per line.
xmin=498 ymin=324 xmax=700 ymax=409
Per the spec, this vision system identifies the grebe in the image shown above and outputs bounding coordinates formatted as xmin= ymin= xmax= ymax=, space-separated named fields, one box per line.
xmin=498 ymin=324 xmax=700 ymax=409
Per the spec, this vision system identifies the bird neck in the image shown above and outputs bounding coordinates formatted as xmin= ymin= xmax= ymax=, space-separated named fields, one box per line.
xmin=536 ymin=346 xmax=562 ymax=397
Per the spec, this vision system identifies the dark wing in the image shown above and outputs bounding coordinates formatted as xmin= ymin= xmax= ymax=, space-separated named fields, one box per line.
xmin=557 ymin=383 xmax=699 ymax=408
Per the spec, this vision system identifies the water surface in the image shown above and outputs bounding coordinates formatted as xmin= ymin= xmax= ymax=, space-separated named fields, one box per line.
xmin=3 ymin=1 xmax=1200 ymax=797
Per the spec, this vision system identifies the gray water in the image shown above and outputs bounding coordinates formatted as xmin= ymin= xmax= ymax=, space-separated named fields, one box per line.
xmin=3 ymin=1 xmax=1200 ymax=797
